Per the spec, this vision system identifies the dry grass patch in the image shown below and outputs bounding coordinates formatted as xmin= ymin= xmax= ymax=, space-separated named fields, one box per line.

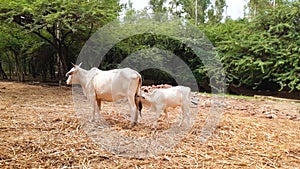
xmin=0 ymin=82 xmax=299 ymax=168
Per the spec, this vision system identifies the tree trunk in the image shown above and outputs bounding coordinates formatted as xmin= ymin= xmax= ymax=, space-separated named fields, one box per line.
xmin=6 ymin=55 xmax=12 ymax=79
xmin=12 ymin=50 xmax=24 ymax=82
xmin=30 ymin=56 xmax=37 ymax=79
xmin=55 ymin=20 xmax=68 ymax=81
xmin=0 ymin=62 xmax=8 ymax=80
xmin=58 ymin=49 xmax=68 ymax=79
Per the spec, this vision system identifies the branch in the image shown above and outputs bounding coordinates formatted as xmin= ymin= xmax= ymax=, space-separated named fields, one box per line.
xmin=87 ymin=23 xmax=94 ymax=39
xmin=61 ymin=30 xmax=73 ymax=42
xmin=32 ymin=31 xmax=57 ymax=50
xmin=12 ymin=15 xmax=58 ymax=50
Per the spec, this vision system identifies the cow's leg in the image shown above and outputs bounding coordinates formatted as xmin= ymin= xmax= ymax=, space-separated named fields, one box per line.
xmin=128 ymin=96 xmax=138 ymax=127
xmin=96 ymin=99 xmax=101 ymax=111
xmin=89 ymin=95 xmax=100 ymax=122
xmin=91 ymin=99 xmax=98 ymax=122
xmin=134 ymin=94 xmax=142 ymax=118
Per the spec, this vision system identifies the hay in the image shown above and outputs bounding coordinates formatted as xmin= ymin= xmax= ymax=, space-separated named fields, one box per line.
xmin=0 ymin=82 xmax=299 ymax=168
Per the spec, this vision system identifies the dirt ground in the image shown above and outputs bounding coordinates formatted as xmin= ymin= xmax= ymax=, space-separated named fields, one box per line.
xmin=0 ymin=82 xmax=299 ymax=168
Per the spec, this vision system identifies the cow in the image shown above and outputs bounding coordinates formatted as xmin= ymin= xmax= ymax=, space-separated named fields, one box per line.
xmin=140 ymin=86 xmax=191 ymax=128
xmin=66 ymin=63 xmax=142 ymax=126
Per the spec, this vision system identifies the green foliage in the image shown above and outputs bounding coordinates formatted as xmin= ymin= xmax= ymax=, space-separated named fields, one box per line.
xmin=0 ymin=0 xmax=299 ymax=93
xmin=149 ymin=0 xmax=167 ymax=13
xmin=207 ymin=0 xmax=226 ymax=24
xmin=0 ymin=21 xmax=43 ymax=81
xmin=247 ymin=0 xmax=274 ymax=18
xmin=0 ymin=0 xmax=121 ymax=80
xmin=168 ymin=0 xmax=211 ymax=24
xmin=203 ymin=1 xmax=300 ymax=91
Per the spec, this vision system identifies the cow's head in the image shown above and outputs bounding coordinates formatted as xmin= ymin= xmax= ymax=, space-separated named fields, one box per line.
xmin=66 ymin=63 xmax=82 ymax=85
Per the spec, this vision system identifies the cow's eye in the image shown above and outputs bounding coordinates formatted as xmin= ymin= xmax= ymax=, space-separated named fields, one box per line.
xmin=68 ymin=71 xmax=74 ymax=76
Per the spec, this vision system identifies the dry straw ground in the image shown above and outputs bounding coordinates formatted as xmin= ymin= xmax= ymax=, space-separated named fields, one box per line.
xmin=0 ymin=82 xmax=299 ymax=168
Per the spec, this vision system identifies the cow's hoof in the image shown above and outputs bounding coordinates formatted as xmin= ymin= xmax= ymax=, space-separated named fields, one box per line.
xmin=129 ymin=122 xmax=137 ymax=128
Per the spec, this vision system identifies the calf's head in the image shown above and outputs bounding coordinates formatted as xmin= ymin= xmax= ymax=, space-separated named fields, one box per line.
xmin=66 ymin=63 xmax=82 ymax=85
xmin=137 ymin=93 xmax=152 ymax=107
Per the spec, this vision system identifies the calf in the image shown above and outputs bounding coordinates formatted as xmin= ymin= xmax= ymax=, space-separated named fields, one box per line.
xmin=141 ymin=86 xmax=191 ymax=128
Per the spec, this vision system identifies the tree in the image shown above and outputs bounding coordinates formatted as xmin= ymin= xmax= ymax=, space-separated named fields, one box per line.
xmin=207 ymin=0 xmax=226 ymax=24
xmin=0 ymin=62 xmax=8 ymax=79
xmin=0 ymin=0 xmax=121 ymax=80
xmin=0 ymin=23 xmax=41 ymax=82
xmin=246 ymin=0 xmax=273 ymax=19
xmin=203 ymin=1 xmax=300 ymax=91
xmin=149 ymin=0 xmax=167 ymax=13
xmin=168 ymin=0 xmax=211 ymax=24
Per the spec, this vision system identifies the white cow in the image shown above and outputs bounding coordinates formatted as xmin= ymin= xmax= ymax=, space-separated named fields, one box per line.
xmin=66 ymin=63 xmax=142 ymax=126
xmin=140 ymin=86 xmax=191 ymax=128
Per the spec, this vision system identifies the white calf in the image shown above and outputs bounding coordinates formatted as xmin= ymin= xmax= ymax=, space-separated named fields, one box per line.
xmin=141 ymin=86 xmax=191 ymax=128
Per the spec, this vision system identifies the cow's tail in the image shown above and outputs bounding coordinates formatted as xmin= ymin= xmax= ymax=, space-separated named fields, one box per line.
xmin=135 ymin=75 xmax=143 ymax=118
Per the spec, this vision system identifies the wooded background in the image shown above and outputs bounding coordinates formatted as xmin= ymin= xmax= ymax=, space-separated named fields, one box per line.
xmin=0 ymin=0 xmax=299 ymax=93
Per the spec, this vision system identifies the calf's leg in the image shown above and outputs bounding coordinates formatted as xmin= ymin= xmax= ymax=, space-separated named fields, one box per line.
xmin=153 ymin=105 xmax=164 ymax=129
xmin=179 ymin=104 xmax=190 ymax=127
xmin=162 ymin=109 xmax=168 ymax=120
